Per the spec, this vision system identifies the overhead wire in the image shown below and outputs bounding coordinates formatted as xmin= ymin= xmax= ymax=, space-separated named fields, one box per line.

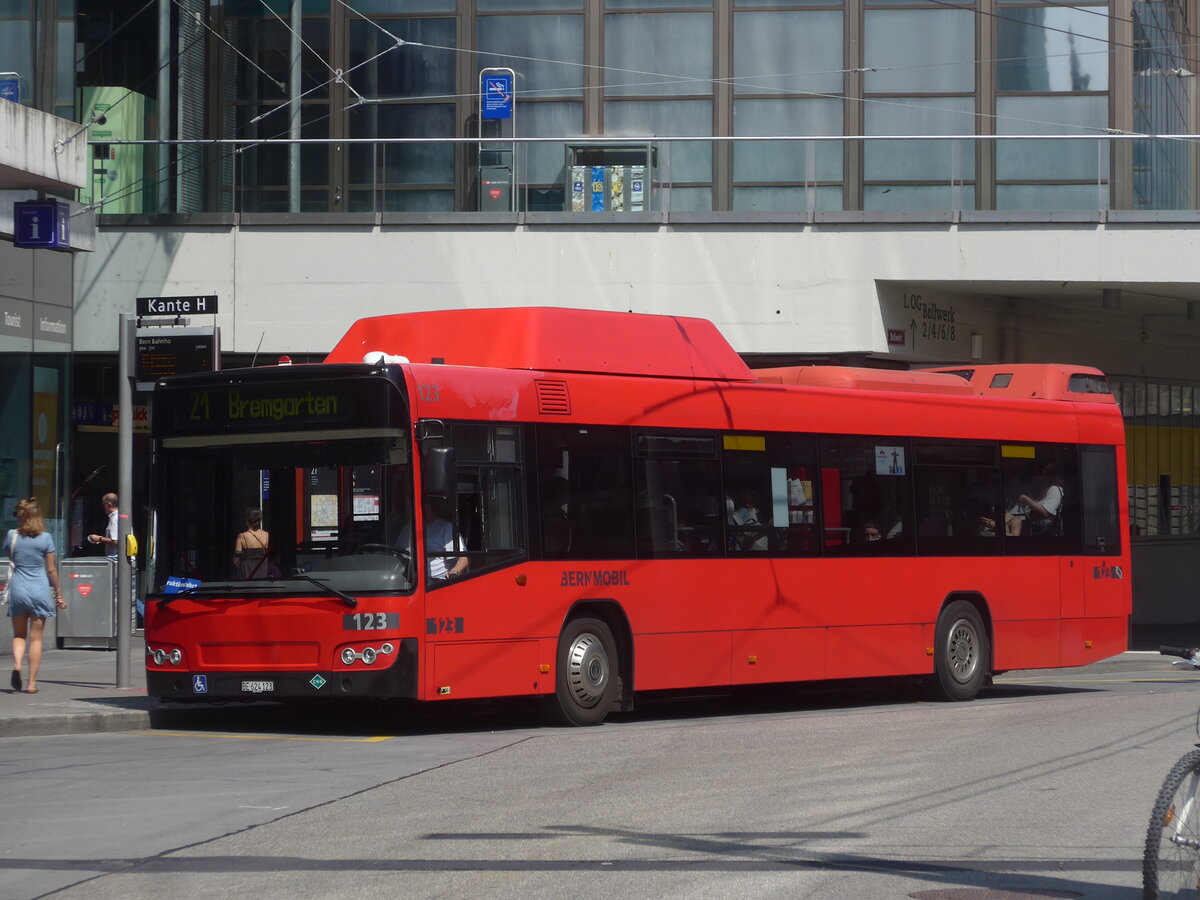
xmin=74 ymin=0 xmax=1200 ymax=212
xmin=254 ymin=0 xmax=365 ymax=105
xmin=172 ymin=0 xmax=285 ymax=91
xmin=71 ymin=26 xmax=210 ymax=213
xmin=325 ymin=0 xmax=1146 ymax=136
xmin=76 ymin=0 xmax=346 ymax=211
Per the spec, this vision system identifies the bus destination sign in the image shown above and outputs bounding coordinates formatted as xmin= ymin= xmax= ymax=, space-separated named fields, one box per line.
xmin=136 ymin=295 xmax=219 ymax=316
xmin=160 ymin=376 xmax=403 ymax=437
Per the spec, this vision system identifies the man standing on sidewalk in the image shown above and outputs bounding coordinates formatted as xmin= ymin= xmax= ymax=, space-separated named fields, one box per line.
xmin=87 ymin=493 xmax=119 ymax=564
xmin=86 ymin=493 xmax=137 ymax=630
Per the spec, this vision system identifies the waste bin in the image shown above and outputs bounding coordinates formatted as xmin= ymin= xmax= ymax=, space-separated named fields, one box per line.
xmin=478 ymin=146 xmax=513 ymax=211
xmin=479 ymin=164 xmax=512 ymax=211
xmin=56 ymin=557 xmax=116 ymax=649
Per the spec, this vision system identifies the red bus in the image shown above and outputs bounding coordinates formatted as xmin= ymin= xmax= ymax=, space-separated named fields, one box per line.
xmin=144 ymin=307 xmax=1130 ymax=724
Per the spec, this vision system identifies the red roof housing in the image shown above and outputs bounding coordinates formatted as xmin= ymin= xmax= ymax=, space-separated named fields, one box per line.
xmin=325 ymin=307 xmax=757 ymax=381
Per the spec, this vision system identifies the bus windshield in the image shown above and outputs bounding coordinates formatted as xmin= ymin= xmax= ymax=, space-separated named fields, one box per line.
xmin=149 ymin=371 xmax=415 ymax=595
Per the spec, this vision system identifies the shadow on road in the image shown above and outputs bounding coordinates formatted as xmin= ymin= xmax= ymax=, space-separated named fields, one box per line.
xmin=144 ymin=673 xmax=1108 ymax=739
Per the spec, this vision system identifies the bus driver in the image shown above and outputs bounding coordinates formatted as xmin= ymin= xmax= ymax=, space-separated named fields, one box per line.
xmin=396 ymin=500 xmax=468 ymax=582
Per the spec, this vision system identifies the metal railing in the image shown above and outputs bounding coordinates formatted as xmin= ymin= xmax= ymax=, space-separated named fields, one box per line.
xmin=72 ymin=133 xmax=1200 ymax=219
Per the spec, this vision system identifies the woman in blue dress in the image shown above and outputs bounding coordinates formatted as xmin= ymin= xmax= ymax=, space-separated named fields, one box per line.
xmin=6 ymin=498 xmax=66 ymax=693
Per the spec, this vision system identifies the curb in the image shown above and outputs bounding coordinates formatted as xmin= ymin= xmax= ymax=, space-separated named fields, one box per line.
xmin=0 ymin=708 xmax=153 ymax=738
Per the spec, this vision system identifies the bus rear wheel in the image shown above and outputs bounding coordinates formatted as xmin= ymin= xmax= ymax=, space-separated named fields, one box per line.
xmin=929 ymin=600 xmax=989 ymax=701
xmin=546 ymin=617 xmax=618 ymax=726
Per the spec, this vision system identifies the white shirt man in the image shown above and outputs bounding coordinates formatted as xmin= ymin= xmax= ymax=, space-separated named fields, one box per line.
xmin=397 ymin=515 xmax=468 ymax=581
xmin=88 ymin=493 xmax=119 ymax=562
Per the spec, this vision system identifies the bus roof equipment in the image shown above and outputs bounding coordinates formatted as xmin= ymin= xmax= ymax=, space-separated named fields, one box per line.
xmin=325 ymin=306 xmax=758 ymax=382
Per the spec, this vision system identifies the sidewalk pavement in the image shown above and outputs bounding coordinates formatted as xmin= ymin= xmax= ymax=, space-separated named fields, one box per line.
xmin=0 ymin=628 xmax=153 ymax=738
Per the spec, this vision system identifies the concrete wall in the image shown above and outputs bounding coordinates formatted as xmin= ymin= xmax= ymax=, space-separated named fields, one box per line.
xmin=0 ymin=238 xmax=75 ymax=352
xmin=0 ymin=104 xmax=86 ymax=195
xmin=74 ymin=219 xmax=1200 ymax=379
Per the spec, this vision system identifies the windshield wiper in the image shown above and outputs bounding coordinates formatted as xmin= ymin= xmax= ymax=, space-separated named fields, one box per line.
xmin=156 ymin=582 xmax=246 ymax=608
xmin=287 ymin=573 xmax=359 ymax=608
xmin=155 ymin=576 xmax=358 ymax=609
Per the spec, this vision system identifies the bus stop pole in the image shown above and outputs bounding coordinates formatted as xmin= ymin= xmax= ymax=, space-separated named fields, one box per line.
xmin=116 ymin=312 xmax=134 ymax=688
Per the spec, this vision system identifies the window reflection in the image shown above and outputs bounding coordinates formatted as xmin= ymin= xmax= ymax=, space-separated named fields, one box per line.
xmin=477 ymin=15 xmax=584 ymax=95
xmin=996 ymin=95 xmax=1108 ymax=183
xmin=349 ymin=18 xmax=456 ymax=99
xmin=232 ymin=19 xmax=330 ymax=99
xmin=605 ymin=13 xmax=713 ymax=97
xmin=997 ymin=7 xmax=1108 ymax=92
xmin=734 ymin=11 xmax=842 ymax=96
xmin=864 ymin=9 xmax=974 ymax=93
xmin=605 ymin=101 xmax=712 ymax=184
xmin=865 ymin=97 xmax=975 ymax=186
xmin=349 ymin=103 xmax=455 ymax=185
xmin=519 ymin=101 xmax=583 ymax=185
xmin=733 ymin=99 xmax=843 ymax=183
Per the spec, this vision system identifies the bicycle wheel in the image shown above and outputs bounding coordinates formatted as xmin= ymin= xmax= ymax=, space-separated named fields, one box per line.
xmin=1144 ymin=748 xmax=1200 ymax=898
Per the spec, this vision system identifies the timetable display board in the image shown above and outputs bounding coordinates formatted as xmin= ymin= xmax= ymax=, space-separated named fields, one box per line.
xmin=136 ymin=328 xmax=219 ymax=389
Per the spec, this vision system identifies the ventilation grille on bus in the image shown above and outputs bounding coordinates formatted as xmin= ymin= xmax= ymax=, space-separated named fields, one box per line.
xmin=536 ymin=380 xmax=572 ymax=415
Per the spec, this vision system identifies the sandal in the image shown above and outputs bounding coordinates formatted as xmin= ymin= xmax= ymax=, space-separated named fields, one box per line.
xmin=9 ymin=670 xmax=20 ymax=692
xmin=24 ymin=687 xmax=37 ymax=694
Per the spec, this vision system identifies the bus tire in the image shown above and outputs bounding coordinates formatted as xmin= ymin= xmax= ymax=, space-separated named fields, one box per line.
xmin=929 ymin=600 xmax=989 ymax=702
xmin=546 ymin=617 xmax=618 ymax=727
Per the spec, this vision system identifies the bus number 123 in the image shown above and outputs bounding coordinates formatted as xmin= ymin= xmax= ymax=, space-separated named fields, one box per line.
xmin=344 ymin=612 xmax=398 ymax=630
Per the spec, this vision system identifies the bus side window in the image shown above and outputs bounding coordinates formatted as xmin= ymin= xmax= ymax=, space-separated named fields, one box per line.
xmin=443 ymin=424 xmax=525 ymax=577
xmin=633 ymin=431 xmax=721 ymax=558
xmin=998 ymin=443 xmax=1079 ymax=553
xmin=820 ymin=436 xmax=914 ymax=556
xmin=1079 ymin=444 xmax=1121 ymax=554
xmin=537 ymin=424 xmax=634 ymax=560
xmin=912 ymin=464 xmax=1002 ymax=557
xmin=722 ymin=432 xmax=818 ymax=556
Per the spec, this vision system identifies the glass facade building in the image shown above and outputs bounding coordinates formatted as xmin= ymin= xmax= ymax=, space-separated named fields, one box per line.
xmin=2 ymin=0 xmax=1194 ymax=214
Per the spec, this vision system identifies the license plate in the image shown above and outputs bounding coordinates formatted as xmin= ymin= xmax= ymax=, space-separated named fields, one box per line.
xmin=241 ymin=680 xmax=274 ymax=693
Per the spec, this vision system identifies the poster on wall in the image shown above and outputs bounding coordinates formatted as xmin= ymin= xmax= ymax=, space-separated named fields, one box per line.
xmin=32 ymin=367 xmax=58 ymax=516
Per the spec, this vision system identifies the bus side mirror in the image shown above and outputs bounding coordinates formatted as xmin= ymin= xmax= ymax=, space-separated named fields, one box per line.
xmin=423 ymin=447 xmax=456 ymax=500
xmin=415 ymin=419 xmax=445 ymax=442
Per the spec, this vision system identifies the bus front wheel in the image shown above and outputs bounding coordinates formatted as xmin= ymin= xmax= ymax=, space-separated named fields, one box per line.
xmin=929 ymin=600 xmax=989 ymax=701
xmin=546 ymin=617 xmax=618 ymax=726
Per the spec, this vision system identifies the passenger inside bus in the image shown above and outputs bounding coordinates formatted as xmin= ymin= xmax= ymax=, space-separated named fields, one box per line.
xmin=846 ymin=475 xmax=898 ymax=539
xmin=728 ymin=492 xmax=769 ymax=551
xmin=1004 ymin=464 xmax=1064 ymax=536
xmin=232 ymin=508 xmax=274 ymax=579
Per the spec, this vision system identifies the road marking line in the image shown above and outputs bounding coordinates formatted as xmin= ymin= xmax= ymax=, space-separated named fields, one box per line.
xmin=999 ymin=676 xmax=1200 ymax=685
xmin=129 ymin=731 xmax=394 ymax=743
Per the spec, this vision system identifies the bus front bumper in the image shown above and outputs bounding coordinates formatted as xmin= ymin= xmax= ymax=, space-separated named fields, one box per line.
xmin=147 ymin=637 xmax=418 ymax=701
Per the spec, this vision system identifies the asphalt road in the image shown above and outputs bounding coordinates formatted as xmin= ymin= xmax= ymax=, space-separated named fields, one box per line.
xmin=2 ymin=653 xmax=1196 ymax=899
